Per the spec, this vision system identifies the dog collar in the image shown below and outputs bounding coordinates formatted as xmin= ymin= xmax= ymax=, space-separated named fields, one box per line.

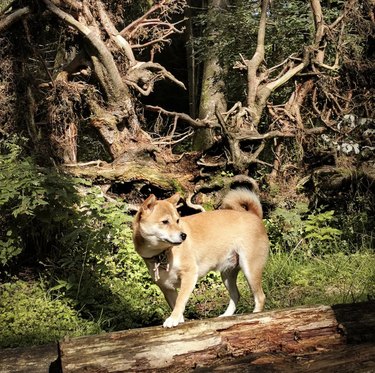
xmin=143 ymin=250 xmax=170 ymax=281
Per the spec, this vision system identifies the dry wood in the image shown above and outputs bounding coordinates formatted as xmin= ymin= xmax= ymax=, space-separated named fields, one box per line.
xmin=0 ymin=302 xmax=373 ymax=372
xmin=59 ymin=302 xmax=375 ymax=372
xmin=0 ymin=6 xmax=30 ymax=32
xmin=196 ymin=343 xmax=375 ymax=372
xmin=0 ymin=343 xmax=59 ymax=373
xmin=61 ymin=160 xmax=193 ymax=191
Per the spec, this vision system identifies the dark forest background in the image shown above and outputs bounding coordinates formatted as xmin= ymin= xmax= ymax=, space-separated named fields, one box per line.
xmin=0 ymin=0 xmax=374 ymax=348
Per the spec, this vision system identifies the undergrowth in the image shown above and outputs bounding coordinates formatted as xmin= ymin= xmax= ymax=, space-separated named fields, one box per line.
xmin=0 ymin=136 xmax=374 ymax=348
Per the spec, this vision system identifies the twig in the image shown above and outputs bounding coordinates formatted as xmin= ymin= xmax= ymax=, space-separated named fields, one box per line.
xmin=152 ymin=129 xmax=193 ymax=146
xmin=146 ymin=105 xmax=218 ymax=129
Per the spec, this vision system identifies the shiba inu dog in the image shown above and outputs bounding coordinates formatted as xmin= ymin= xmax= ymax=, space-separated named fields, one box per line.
xmin=132 ymin=188 xmax=269 ymax=328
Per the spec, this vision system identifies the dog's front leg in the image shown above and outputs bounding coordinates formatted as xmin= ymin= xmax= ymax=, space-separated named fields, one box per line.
xmin=163 ymin=273 xmax=198 ymax=328
xmin=160 ymin=287 xmax=178 ymax=310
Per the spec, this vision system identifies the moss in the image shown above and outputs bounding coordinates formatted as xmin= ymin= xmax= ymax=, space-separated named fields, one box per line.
xmin=170 ymin=178 xmax=185 ymax=196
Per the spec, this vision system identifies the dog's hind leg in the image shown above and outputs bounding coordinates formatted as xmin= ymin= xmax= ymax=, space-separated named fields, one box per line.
xmin=240 ymin=256 xmax=266 ymax=313
xmin=219 ymin=267 xmax=240 ymax=317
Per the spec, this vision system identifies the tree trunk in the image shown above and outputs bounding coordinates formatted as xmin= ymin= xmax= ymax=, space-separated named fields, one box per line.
xmin=192 ymin=0 xmax=228 ymax=151
xmin=185 ymin=1 xmax=197 ymax=119
xmin=58 ymin=301 xmax=375 ymax=372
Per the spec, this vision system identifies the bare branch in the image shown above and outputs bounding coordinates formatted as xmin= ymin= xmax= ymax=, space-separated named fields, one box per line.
xmin=120 ymin=1 xmax=166 ymax=36
xmin=49 ymin=0 xmax=82 ymax=12
xmin=246 ymin=0 xmax=270 ymax=108
xmin=43 ymin=0 xmax=125 ymax=101
xmin=152 ymin=129 xmax=194 ymax=146
xmin=146 ymin=105 xmax=219 ymax=129
xmin=96 ymin=0 xmax=136 ymax=65
xmin=130 ymin=18 xmax=186 ymax=50
xmin=126 ymin=62 xmax=186 ymax=94
xmin=265 ymin=45 xmax=311 ymax=95
xmin=231 ymin=129 xmax=295 ymax=142
xmin=43 ymin=0 xmax=90 ymax=33
xmin=0 ymin=6 xmax=30 ymax=33
xmin=186 ymin=193 xmax=206 ymax=212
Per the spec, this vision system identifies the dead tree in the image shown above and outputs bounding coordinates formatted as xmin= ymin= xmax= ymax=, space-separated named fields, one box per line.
xmin=1 ymin=0 xmax=189 ymax=177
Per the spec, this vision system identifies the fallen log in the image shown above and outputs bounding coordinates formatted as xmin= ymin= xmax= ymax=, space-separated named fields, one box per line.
xmin=61 ymin=160 xmax=192 ymax=191
xmin=1 ymin=302 xmax=373 ymax=372
xmin=59 ymin=301 xmax=375 ymax=372
xmin=0 ymin=343 xmax=59 ymax=373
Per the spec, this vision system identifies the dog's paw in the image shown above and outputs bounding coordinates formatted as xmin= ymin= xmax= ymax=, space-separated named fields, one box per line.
xmin=163 ymin=315 xmax=184 ymax=328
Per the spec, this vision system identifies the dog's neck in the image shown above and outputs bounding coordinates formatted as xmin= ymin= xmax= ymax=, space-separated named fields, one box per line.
xmin=143 ymin=249 xmax=170 ymax=263
xmin=140 ymin=247 xmax=170 ymax=260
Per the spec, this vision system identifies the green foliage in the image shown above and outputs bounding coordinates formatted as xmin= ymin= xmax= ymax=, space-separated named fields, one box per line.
xmin=192 ymin=0 xmax=323 ymax=104
xmin=1 ymin=136 xmax=373 ymax=348
xmin=304 ymin=210 xmax=341 ymax=242
xmin=0 ymin=280 xmax=101 ymax=348
xmin=0 ymin=136 xmax=166 ymax=344
xmin=259 ymin=201 xmax=373 ymax=310
xmin=266 ymin=203 xmax=342 ymax=255
xmin=261 ymin=248 xmax=375 ymax=310
xmin=0 ymin=137 xmax=79 ymax=266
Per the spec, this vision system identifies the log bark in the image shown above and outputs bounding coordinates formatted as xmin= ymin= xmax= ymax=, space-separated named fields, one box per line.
xmin=58 ymin=301 xmax=375 ymax=372
xmin=0 ymin=302 xmax=374 ymax=372
xmin=61 ymin=160 xmax=194 ymax=191
xmin=0 ymin=343 xmax=60 ymax=373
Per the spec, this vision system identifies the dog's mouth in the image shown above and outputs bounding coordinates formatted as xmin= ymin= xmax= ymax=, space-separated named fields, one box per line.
xmin=161 ymin=233 xmax=186 ymax=246
xmin=162 ymin=238 xmax=183 ymax=245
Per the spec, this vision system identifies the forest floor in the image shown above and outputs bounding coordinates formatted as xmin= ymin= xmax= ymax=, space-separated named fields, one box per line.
xmin=1 ymin=246 xmax=374 ymax=349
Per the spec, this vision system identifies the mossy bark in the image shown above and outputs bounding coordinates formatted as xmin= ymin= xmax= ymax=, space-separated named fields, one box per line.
xmin=62 ymin=161 xmax=191 ymax=192
xmin=192 ymin=0 xmax=228 ymax=151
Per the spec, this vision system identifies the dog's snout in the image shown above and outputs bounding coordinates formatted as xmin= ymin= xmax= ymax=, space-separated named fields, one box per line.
xmin=180 ymin=232 xmax=187 ymax=241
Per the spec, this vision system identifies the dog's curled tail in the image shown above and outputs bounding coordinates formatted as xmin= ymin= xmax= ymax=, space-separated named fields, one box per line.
xmin=221 ymin=188 xmax=263 ymax=219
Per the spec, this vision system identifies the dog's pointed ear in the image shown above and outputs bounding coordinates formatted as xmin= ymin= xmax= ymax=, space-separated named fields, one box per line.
xmin=141 ymin=194 xmax=157 ymax=212
xmin=166 ymin=193 xmax=180 ymax=207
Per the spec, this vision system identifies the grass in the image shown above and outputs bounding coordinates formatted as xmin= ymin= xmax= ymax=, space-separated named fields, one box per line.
xmin=262 ymin=248 xmax=375 ymax=309
xmin=1 ymin=191 xmax=374 ymax=349
xmin=1 ymin=246 xmax=374 ymax=348
xmin=186 ymin=247 xmax=375 ymax=319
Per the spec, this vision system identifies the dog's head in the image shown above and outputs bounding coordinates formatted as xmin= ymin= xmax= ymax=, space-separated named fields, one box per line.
xmin=135 ymin=193 xmax=187 ymax=248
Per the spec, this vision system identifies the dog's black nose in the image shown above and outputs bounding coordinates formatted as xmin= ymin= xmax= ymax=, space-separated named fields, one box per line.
xmin=180 ymin=232 xmax=187 ymax=241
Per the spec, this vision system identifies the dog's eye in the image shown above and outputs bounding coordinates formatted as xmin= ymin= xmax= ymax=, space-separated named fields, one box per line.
xmin=161 ymin=220 xmax=169 ymax=225
xmin=177 ymin=219 xmax=180 ymax=224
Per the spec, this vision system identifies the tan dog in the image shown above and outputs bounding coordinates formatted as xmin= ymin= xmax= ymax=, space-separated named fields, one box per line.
xmin=132 ymin=188 xmax=269 ymax=328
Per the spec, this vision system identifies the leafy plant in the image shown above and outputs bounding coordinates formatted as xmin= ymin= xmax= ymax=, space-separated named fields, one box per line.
xmin=0 ymin=136 xmax=80 ymax=267
xmin=0 ymin=280 xmax=101 ymax=348
xmin=303 ymin=210 xmax=342 ymax=254
xmin=0 ymin=136 xmax=166 ymax=335
xmin=266 ymin=203 xmax=343 ymax=256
